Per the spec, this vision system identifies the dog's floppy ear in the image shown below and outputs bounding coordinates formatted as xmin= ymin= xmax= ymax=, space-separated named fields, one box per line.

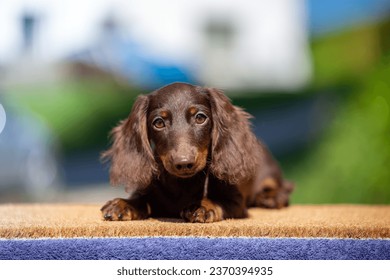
xmin=206 ymin=88 xmax=261 ymax=185
xmin=102 ymin=95 xmax=157 ymax=192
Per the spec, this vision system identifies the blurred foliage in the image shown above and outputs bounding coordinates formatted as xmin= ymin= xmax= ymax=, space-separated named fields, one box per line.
xmin=311 ymin=23 xmax=382 ymax=88
xmin=288 ymin=54 xmax=390 ymax=204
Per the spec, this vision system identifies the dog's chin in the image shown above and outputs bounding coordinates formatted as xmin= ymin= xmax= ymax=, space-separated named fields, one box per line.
xmin=173 ymin=172 xmax=198 ymax=179
xmin=166 ymin=168 xmax=199 ymax=179
xmin=164 ymin=164 xmax=204 ymax=179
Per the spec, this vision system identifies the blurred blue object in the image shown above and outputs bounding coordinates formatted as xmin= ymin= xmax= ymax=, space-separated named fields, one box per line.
xmin=0 ymin=98 xmax=62 ymax=200
xmin=70 ymin=23 xmax=195 ymax=90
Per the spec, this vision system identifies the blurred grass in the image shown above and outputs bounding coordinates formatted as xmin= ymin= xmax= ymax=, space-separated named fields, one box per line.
xmin=287 ymin=55 xmax=390 ymax=204
xmin=284 ymin=21 xmax=390 ymax=204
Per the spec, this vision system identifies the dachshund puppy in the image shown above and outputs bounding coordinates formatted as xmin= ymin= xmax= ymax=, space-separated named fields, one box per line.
xmin=101 ymin=82 xmax=293 ymax=223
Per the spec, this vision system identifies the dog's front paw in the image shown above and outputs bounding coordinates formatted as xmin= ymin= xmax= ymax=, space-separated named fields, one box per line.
xmin=100 ymin=198 xmax=137 ymax=221
xmin=181 ymin=198 xmax=224 ymax=223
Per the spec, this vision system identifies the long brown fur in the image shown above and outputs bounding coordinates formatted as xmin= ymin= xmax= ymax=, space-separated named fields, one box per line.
xmin=101 ymin=82 xmax=294 ymax=223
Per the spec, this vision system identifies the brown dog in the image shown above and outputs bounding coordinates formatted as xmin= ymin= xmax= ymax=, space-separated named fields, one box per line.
xmin=101 ymin=82 xmax=293 ymax=223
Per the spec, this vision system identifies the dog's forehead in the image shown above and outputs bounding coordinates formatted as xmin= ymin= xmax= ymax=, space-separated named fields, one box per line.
xmin=149 ymin=83 xmax=209 ymax=110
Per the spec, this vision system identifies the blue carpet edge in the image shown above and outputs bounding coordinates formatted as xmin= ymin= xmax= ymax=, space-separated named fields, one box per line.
xmin=1 ymin=237 xmax=389 ymax=260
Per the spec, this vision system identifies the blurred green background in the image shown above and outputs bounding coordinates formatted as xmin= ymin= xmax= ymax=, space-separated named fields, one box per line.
xmin=288 ymin=20 xmax=390 ymax=204
xmin=0 ymin=0 xmax=389 ymax=204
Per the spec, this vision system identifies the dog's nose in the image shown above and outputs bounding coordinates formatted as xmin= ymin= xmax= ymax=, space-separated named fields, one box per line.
xmin=173 ymin=157 xmax=195 ymax=172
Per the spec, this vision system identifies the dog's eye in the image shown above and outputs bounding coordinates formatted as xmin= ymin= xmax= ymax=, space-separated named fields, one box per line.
xmin=195 ymin=113 xmax=207 ymax=124
xmin=153 ymin=118 xmax=165 ymax=129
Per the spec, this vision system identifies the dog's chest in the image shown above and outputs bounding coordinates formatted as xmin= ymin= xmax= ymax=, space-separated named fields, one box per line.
xmin=147 ymin=179 xmax=204 ymax=217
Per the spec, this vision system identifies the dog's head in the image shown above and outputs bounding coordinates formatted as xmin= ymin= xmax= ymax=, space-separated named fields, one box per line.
xmin=103 ymin=82 xmax=260 ymax=191
xmin=147 ymin=83 xmax=212 ymax=178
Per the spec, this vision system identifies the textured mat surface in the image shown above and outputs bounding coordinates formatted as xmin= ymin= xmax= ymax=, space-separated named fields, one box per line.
xmin=1 ymin=237 xmax=389 ymax=260
xmin=0 ymin=204 xmax=389 ymax=239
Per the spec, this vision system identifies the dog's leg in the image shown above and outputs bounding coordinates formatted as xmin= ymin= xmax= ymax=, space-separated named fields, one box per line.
xmin=181 ymin=183 xmax=248 ymax=223
xmin=100 ymin=196 xmax=150 ymax=221
xmin=253 ymin=177 xmax=294 ymax=209
xmin=181 ymin=198 xmax=224 ymax=223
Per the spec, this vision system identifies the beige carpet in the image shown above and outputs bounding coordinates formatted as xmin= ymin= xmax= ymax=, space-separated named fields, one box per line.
xmin=0 ymin=204 xmax=389 ymax=239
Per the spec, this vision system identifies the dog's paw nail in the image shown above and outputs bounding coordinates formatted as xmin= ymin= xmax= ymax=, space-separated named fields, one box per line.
xmin=118 ymin=213 xmax=123 ymax=220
